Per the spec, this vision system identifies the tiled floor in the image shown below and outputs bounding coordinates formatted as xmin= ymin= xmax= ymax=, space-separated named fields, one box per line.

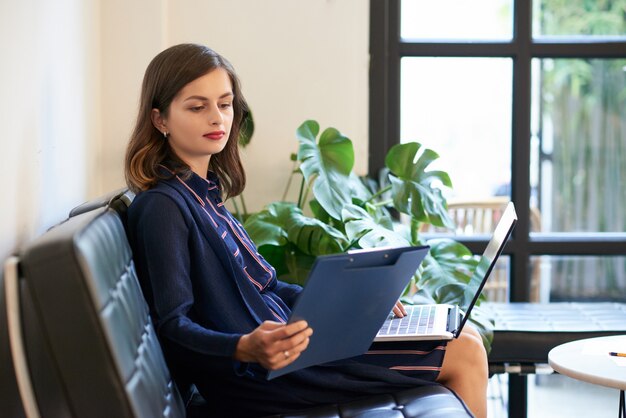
xmin=487 ymin=374 xmax=620 ymax=417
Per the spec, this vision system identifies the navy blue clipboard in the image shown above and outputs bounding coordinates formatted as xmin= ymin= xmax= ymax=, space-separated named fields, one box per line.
xmin=267 ymin=245 xmax=430 ymax=380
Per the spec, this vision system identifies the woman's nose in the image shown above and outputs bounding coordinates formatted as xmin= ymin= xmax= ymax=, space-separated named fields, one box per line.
xmin=208 ymin=104 xmax=223 ymax=125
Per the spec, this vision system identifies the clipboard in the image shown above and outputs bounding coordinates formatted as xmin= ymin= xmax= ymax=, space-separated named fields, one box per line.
xmin=267 ymin=245 xmax=429 ymax=379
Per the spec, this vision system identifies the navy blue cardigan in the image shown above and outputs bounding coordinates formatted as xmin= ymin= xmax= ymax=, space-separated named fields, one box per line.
xmin=127 ymin=170 xmax=440 ymax=417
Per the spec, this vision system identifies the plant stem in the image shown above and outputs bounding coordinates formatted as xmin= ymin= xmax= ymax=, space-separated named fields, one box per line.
xmin=410 ymin=217 xmax=420 ymax=245
xmin=372 ymin=199 xmax=393 ymax=207
xmin=301 ymin=181 xmax=313 ymax=210
xmin=239 ymin=195 xmax=248 ymax=217
xmin=364 ymin=185 xmax=392 ymax=204
xmin=297 ymin=177 xmax=306 ymax=209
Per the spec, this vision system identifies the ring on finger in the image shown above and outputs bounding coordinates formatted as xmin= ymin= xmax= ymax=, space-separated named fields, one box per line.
xmin=284 ymin=350 xmax=290 ymax=358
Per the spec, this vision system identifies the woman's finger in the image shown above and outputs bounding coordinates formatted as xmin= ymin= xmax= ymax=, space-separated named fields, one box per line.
xmin=392 ymin=302 xmax=406 ymax=318
xmin=268 ymin=345 xmax=306 ymax=370
xmin=291 ymin=333 xmax=311 ymax=354
xmin=396 ymin=301 xmax=407 ymax=316
xmin=269 ymin=320 xmax=309 ymax=340
xmin=271 ymin=327 xmax=313 ymax=356
xmin=262 ymin=328 xmax=312 ymax=370
xmin=258 ymin=320 xmax=287 ymax=331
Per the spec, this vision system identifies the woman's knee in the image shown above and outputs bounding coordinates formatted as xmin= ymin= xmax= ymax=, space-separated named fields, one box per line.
xmin=439 ymin=329 xmax=488 ymax=381
xmin=458 ymin=331 xmax=487 ymax=364
xmin=461 ymin=325 xmax=483 ymax=344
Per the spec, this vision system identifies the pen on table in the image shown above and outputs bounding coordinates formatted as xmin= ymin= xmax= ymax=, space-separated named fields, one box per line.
xmin=608 ymin=352 xmax=626 ymax=357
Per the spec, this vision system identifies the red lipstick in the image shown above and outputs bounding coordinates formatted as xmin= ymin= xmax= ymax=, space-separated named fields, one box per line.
xmin=204 ymin=131 xmax=225 ymax=140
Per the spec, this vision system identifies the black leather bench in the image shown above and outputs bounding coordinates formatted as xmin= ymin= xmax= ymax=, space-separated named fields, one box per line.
xmin=3 ymin=190 xmax=473 ymax=418
xmin=486 ymin=302 xmax=626 ymax=417
xmin=488 ymin=302 xmax=626 ymax=367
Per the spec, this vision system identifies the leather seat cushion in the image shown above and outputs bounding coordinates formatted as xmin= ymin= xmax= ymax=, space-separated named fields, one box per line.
xmin=186 ymin=385 xmax=473 ymax=418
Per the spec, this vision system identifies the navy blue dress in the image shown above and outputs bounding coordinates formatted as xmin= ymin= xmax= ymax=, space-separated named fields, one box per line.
xmin=127 ymin=168 xmax=448 ymax=417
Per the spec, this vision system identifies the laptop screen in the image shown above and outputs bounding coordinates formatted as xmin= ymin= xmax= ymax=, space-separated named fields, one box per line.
xmin=458 ymin=202 xmax=517 ymax=333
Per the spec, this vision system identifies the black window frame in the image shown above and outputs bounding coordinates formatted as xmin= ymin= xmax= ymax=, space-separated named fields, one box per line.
xmin=369 ymin=0 xmax=626 ymax=303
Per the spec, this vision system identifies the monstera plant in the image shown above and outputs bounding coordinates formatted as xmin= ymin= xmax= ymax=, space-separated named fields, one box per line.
xmin=242 ymin=120 xmax=494 ymax=350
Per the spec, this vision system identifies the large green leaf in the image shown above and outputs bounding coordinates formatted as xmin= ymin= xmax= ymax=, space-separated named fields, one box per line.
xmin=308 ymin=172 xmax=373 ymax=224
xmin=409 ymin=288 xmax=437 ymax=305
xmin=418 ymin=238 xmax=478 ymax=295
xmin=342 ymin=204 xmax=410 ymax=249
xmin=296 ymin=120 xmax=354 ymax=220
xmin=467 ymin=305 xmax=495 ymax=353
xmin=257 ymin=244 xmax=317 ymax=287
xmin=460 ymin=254 xmax=493 ymax=307
xmin=286 ymin=211 xmax=348 ymax=256
xmin=309 ymin=199 xmax=331 ymax=224
xmin=238 ymin=109 xmax=254 ymax=147
xmin=282 ymin=246 xmax=316 ymax=286
xmin=347 ymin=172 xmax=374 ymax=203
xmin=257 ymin=244 xmax=289 ymax=278
xmin=385 ymin=143 xmax=455 ymax=228
xmin=245 ymin=200 xmax=347 ymax=257
xmin=243 ymin=202 xmax=295 ymax=247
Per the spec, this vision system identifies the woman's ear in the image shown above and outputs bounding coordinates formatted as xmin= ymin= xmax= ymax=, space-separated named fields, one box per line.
xmin=151 ymin=109 xmax=167 ymax=135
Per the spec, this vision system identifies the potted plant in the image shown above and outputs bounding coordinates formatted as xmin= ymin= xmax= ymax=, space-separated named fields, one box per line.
xmin=241 ymin=120 xmax=494 ymax=350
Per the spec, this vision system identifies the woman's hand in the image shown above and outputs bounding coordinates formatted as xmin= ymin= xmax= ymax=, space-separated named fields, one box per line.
xmin=234 ymin=320 xmax=313 ymax=370
xmin=392 ymin=300 xmax=407 ymax=318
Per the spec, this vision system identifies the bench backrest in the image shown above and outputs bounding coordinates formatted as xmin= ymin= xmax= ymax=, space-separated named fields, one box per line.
xmin=8 ymin=195 xmax=186 ymax=417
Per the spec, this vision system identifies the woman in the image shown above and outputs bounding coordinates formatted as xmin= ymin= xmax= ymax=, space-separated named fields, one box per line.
xmin=125 ymin=43 xmax=488 ymax=418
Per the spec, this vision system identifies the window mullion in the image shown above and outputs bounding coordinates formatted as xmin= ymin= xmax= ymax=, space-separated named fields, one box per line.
xmin=510 ymin=0 xmax=533 ymax=303
xmin=532 ymin=40 xmax=626 ymax=57
xmin=387 ymin=0 xmax=401 ymax=153
xmin=399 ymin=42 xmax=517 ymax=57
xmin=369 ymin=0 xmax=391 ymax=176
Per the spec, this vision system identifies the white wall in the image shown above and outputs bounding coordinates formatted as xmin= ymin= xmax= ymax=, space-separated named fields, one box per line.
xmin=97 ymin=0 xmax=165 ymax=194
xmin=0 ymin=0 xmax=100 ymax=262
xmin=99 ymin=0 xmax=370 ymax=211
xmin=1 ymin=0 xmax=369 ymax=262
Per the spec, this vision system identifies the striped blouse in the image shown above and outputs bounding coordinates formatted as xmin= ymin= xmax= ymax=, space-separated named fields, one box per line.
xmin=172 ymin=170 xmax=291 ymax=324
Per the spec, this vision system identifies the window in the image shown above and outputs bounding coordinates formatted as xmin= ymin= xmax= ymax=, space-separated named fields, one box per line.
xmin=370 ymin=0 xmax=626 ymax=304
xmin=371 ymin=2 xmax=626 ymax=415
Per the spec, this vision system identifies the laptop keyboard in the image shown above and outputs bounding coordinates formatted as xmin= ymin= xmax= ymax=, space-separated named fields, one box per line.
xmin=378 ymin=305 xmax=436 ymax=336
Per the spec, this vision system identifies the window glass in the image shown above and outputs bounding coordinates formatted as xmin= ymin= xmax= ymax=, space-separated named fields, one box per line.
xmin=530 ymin=255 xmax=626 ymax=302
xmin=533 ymin=0 xmax=626 ymax=38
xmin=401 ymin=58 xmax=512 ymax=204
xmin=401 ymin=0 xmax=513 ymax=40
xmin=482 ymin=256 xmax=510 ymax=302
xmin=530 ymin=58 xmax=626 ymax=233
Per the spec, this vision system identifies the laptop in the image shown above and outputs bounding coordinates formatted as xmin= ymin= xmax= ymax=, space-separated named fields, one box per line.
xmin=267 ymin=245 xmax=430 ymax=379
xmin=374 ymin=201 xmax=517 ymax=342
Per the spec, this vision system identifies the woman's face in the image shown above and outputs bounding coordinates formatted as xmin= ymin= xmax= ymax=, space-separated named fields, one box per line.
xmin=155 ymin=68 xmax=234 ymax=173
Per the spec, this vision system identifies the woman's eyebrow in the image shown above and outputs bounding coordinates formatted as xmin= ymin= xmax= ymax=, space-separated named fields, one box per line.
xmin=183 ymin=92 xmax=234 ymax=102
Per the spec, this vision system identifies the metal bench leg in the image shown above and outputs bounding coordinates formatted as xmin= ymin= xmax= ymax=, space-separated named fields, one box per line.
xmin=508 ymin=374 xmax=527 ymax=418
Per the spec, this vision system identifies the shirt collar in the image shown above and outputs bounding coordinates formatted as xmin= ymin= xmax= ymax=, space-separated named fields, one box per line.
xmin=158 ymin=165 xmax=221 ymax=203
xmin=185 ymin=171 xmax=213 ymax=199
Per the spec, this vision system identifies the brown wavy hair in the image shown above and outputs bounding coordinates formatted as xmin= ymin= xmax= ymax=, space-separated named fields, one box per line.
xmin=125 ymin=43 xmax=248 ymax=198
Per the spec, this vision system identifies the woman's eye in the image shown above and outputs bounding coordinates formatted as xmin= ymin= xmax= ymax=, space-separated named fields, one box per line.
xmin=220 ymin=103 xmax=232 ymax=109
xmin=190 ymin=106 xmax=205 ymax=112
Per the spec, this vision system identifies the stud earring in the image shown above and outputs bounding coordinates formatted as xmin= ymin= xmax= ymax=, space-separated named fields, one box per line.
xmin=163 ymin=131 xmax=168 ymax=138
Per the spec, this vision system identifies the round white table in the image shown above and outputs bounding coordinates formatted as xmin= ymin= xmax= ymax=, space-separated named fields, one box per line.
xmin=549 ymin=335 xmax=626 ymax=417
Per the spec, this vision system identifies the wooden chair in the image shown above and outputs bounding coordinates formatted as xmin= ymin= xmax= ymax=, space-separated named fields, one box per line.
xmin=421 ymin=197 xmax=542 ymax=302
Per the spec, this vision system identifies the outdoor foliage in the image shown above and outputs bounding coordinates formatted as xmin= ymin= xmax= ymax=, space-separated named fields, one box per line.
xmin=537 ymin=0 xmax=626 ymax=299
xmin=242 ymin=120 xmax=494 ymax=350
